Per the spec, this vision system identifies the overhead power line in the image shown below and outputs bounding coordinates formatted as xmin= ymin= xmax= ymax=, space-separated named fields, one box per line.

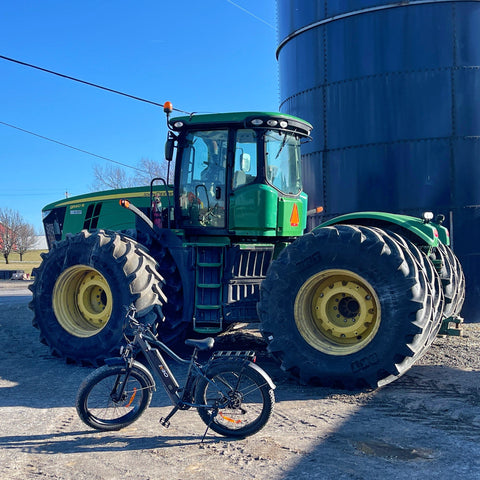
xmin=0 ymin=120 xmax=146 ymax=173
xmin=226 ymin=1 xmax=274 ymax=29
xmin=0 ymin=54 xmax=190 ymax=114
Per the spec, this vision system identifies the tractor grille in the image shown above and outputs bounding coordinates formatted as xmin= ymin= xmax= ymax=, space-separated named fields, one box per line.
xmin=225 ymin=245 xmax=274 ymax=322
xmin=231 ymin=248 xmax=273 ymax=278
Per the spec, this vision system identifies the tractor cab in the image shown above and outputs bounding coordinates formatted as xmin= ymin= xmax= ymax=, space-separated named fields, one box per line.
xmin=164 ymin=106 xmax=312 ymax=238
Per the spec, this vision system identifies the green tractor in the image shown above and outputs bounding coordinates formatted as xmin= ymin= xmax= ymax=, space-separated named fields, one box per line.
xmin=30 ymin=103 xmax=464 ymax=388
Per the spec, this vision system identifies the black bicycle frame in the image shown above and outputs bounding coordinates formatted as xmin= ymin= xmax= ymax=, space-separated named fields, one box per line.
xmin=133 ymin=330 xmax=205 ymax=407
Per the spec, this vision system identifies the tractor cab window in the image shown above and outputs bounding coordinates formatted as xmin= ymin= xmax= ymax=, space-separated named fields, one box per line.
xmin=265 ymin=130 xmax=302 ymax=195
xmin=178 ymin=130 xmax=227 ymax=228
xmin=233 ymin=129 xmax=257 ymax=189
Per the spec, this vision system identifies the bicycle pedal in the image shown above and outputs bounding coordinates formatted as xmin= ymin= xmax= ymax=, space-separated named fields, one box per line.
xmin=159 ymin=417 xmax=171 ymax=428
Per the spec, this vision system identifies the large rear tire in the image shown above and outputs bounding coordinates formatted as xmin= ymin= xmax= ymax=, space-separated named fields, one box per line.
xmin=436 ymin=242 xmax=465 ymax=318
xmin=258 ymin=225 xmax=430 ymax=389
xmin=29 ymin=230 xmax=165 ymax=365
xmin=383 ymin=229 xmax=445 ymax=344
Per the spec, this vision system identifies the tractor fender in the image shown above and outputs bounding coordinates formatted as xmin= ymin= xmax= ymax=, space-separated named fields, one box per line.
xmin=316 ymin=211 xmax=447 ymax=247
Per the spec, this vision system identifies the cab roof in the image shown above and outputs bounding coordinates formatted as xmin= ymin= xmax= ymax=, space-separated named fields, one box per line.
xmin=169 ymin=111 xmax=313 ymax=137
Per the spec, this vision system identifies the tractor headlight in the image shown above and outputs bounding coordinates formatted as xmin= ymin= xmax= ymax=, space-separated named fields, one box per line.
xmin=422 ymin=211 xmax=434 ymax=223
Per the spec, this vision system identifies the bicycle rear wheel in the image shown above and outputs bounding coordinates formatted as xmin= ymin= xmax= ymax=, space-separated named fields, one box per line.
xmin=76 ymin=364 xmax=153 ymax=431
xmin=195 ymin=361 xmax=275 ymax=437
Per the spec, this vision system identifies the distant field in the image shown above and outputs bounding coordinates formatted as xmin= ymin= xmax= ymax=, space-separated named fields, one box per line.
xmin=0 ymin=250 xmax=47 ymax=275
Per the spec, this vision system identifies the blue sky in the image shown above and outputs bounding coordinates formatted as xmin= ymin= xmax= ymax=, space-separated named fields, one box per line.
xmin=0 ymin=1 xmax=279 ymax=232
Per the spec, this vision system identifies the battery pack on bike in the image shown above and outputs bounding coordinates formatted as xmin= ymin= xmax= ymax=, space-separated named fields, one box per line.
xmin=138 ymin=335 xmax=179 ymax=396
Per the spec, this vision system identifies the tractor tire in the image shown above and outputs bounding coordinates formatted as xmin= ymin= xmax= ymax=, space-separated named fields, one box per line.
xmin=29 ymin=230 xmax=165 ymax=365
xmin=152 ymin=247 xmax=189 ymax=347
xmin=437 ymin=242 xmax=465 ymax=318
xmin=377 ymin=228 xmax=446 ymax=376
xmin=258 ymin=225 xmax=431 ymax=389
xmin=383 ymin=229 xmax=445 ymax=344
xmin=449 ymin=246 xmax=466 ymax=317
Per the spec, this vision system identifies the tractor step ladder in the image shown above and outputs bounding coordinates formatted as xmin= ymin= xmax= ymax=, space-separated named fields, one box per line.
xmin=193 ymin=245 xmax=224 ymax=333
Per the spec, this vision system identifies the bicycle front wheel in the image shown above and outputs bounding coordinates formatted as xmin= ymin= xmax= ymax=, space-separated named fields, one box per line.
xmin=195 ymin=361 xmax=275 ymax=437
xmin=76 ymin=364 xmax=153 ymax=431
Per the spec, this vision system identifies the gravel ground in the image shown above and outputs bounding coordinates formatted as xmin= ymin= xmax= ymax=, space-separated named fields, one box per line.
xmin=1 ymin=282 xmax=480 ymax=479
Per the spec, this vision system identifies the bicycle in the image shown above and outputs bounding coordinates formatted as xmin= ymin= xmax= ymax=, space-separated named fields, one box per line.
xmin=76 ymin=305 xmax=275 ymax=439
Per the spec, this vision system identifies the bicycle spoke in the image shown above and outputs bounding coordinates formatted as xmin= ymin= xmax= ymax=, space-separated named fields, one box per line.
xmin=88 ymin=376 xmax=142 ymax=420
xmin=204 ymin=371 xmax=266 ymax=430
xmin=76 ymin=365 xmax=153 ymax=430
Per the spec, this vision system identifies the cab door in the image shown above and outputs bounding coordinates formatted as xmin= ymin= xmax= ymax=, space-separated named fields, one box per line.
xmin=177 ymin=130 xmax=228 ymax=228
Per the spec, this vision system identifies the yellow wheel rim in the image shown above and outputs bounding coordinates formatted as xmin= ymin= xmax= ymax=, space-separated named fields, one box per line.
xmin=294 ymin=269 xmax=381 ymax=355
xmin=53 ymin=265 xmax=113 ymax=338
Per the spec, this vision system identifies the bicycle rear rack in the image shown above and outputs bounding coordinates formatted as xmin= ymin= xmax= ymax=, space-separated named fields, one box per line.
xmin=210 ymin=350 xmax=256 ymax=362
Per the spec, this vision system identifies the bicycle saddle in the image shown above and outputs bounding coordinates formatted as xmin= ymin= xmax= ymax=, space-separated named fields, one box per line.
xmin=184 ymin=337 xmax=215 ymax=351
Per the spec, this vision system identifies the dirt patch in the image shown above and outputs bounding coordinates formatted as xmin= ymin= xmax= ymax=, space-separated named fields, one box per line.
xmin=1 ymin=294 xmax=480 ymax=479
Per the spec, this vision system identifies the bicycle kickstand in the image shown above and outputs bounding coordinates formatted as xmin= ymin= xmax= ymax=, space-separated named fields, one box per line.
xmin=200 ymin=409 xmax=217 ymax=443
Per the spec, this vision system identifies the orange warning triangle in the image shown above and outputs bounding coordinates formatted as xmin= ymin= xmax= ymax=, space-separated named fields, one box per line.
xmin=290 ymin=203 xmax=299 ymax=227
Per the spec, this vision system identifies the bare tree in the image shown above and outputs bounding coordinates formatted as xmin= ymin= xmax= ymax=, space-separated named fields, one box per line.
xmin=91 ymin=164 xmax=137 ymax=190
xmin=91 ymin=158 xmax=170 ymax=191
xmin=15 ymin=222 xmax=37 ymax=261
xmin=0 ymin=208 xmax=23 ymax=264
xmin=133 ymin=158 xmax=170 ymax=185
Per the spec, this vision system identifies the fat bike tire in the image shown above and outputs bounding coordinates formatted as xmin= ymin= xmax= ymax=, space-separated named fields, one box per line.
xmin=195 ymin=360 xmax=275 ymax=438
xmin=76 ymin=363 xmax=153 ymax=431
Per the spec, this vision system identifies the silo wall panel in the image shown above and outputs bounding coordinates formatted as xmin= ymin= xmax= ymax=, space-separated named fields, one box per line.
xmin=277 ymin=0 xmax=480 ymax=321
xmin=325 ymin=140 xmax=451 ymax=216
xmin=326 ymin=71 xmax=452 ymax=149
xmin=453 ymin=138 xmax=480 ymax=207
xmin=326 ymin=5 xmax=453 ymax=81
xmin=454 ymin=69 xmax=480 ymax=137
xmin=279 ymin=28 xmax=325 ymax=100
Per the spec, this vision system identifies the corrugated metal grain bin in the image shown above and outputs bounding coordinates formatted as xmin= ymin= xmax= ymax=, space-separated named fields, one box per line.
xmin=277 ymin=0 xmax=480 ymax=320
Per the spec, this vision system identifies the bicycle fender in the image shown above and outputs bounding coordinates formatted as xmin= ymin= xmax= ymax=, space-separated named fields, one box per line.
xmin=131 ymin=361 xmax=156 ymax=390
xmin=104 ymin=358 xmax=156 ymax=390
xmin=246 ymin=361 xmax=276 ymax=390
xmin=208 ymin=358 xmax=276 ymax=390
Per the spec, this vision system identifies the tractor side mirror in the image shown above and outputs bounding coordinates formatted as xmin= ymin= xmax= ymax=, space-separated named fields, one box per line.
xmin=165 ymin=135 xmax=175 ymax=161
xmin=240 ymin=153 xmax=251 ymax=172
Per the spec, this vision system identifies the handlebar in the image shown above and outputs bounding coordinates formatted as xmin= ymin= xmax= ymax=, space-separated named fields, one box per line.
xmin=125 ymin=303 xmax=137 ymax=316
xmin=124 ymin=304 xmax=143 ymax=331
xmin=122 ymin=304 xmax=208 ymax=365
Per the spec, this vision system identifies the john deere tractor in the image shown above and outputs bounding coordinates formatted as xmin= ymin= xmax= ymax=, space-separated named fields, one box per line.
xmin=30 ymin=103 xmax=464 ymax=388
